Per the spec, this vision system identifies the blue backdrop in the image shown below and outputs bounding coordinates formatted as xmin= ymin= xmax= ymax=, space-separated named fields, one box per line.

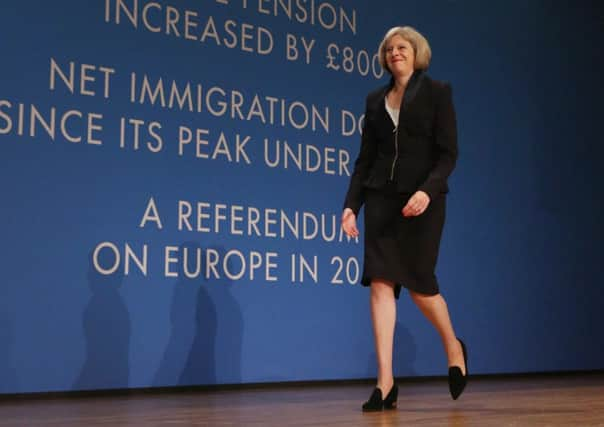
xmin=1 ymin=0 xmax=603 ymax=394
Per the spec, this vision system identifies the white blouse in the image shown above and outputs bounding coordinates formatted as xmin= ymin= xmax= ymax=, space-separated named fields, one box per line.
xmin=385 ymin=98 xmax=399 ymax=128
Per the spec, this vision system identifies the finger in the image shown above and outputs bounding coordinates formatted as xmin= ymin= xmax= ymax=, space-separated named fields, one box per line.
xmin=405 ymin=204 xmax=422 ymax=217
xmin=343 ymin=222 xmax=359 ymax=237
xmin=347 ymin=218 xmax=357 ymax=230
xmin=345 ymin=226 xmax=358 ymax=237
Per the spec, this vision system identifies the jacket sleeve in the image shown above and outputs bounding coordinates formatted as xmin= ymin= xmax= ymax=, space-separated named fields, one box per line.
xmin=343 ymin=96 xmax=378 ymax=215
xmin=418 ymin=83 xmax=458 ymax=200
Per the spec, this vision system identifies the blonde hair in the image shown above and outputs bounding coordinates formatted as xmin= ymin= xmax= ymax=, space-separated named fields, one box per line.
xmin=378 ymin=26 xmax=432 ymax=73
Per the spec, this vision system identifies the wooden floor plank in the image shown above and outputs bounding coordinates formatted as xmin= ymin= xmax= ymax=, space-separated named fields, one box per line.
xmin=1 ymin=374 xmax=603 ymax=426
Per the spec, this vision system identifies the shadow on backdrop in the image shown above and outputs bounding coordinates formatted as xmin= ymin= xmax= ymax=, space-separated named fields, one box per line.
xmin=154 ymin=242 xmax=216 ymax=386
xmin=73 ymin=250 xmax=130 ymax=391
xmin=0 ymin=304 xmax=18 ymax=393
xmin=156 ymin=243 xmax=243 ymax=386
xmin=206 ymin=244 xmax=243 ymax=385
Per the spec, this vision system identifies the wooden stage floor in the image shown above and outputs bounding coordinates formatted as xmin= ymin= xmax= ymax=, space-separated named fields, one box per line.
xmin=1 ymin=373 xmax=603 ymax=426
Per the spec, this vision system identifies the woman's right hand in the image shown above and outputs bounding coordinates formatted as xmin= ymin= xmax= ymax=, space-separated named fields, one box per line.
xmin=341 ymin=208 xmax=359 ymax=238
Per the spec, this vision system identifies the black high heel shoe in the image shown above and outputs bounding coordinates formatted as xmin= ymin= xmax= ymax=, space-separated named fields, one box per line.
xmin=362 ymin=384 xmax=398 ymax=412
xmin=448 ymin=338 xmax=468 ymax=400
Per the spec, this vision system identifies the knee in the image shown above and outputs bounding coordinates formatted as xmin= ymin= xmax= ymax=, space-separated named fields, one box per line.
xmin=409 ymin=289 xmax=441 ymax=306
xmin=371 ymin=279 xmax=395 ymax=301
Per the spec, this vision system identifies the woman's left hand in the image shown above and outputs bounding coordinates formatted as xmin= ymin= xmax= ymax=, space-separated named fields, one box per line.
xmin=402 ymin=191 xmax=430 ymax=217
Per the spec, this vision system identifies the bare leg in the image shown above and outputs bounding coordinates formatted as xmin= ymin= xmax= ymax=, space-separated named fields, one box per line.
xmin=370 ymin=279 xmax=396 ymax=393
xmin=408 ymin=290 xmax=465 ymax=374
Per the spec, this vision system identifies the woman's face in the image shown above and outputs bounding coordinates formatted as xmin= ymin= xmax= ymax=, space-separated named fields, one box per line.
xmin=385 ymin=35 xmax=415 ymax=76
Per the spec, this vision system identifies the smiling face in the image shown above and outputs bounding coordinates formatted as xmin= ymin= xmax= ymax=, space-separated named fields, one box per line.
xmin=385 ymin=35 xmax=416 ymax=77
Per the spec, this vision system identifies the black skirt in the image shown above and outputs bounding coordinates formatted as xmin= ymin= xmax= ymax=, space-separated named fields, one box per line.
xmin=362 ymin=182 xmax=446 ymax=298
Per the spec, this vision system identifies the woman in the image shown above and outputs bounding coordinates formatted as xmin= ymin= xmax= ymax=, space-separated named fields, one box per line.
xmin=341 ymin=26 xmax=468 ymax=411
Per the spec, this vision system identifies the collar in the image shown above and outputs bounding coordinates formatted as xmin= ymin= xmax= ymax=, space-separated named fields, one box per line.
xmin=388 ymin=69 xmax=426 ymax=109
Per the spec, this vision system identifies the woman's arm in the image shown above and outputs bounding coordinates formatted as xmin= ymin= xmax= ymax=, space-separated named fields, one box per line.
xmin=418 ymin=83 xmax=458 ymax=200
xmin=343 ymin=97 xmax=378 ymax=215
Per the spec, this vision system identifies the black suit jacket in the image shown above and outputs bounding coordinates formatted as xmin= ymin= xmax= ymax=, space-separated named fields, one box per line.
xmin=344 ymin=71 xmax=458 ymax=215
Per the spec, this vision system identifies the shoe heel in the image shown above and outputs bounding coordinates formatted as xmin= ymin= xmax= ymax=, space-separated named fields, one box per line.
xmin=383 ymin=384 xmax=398 ymax=410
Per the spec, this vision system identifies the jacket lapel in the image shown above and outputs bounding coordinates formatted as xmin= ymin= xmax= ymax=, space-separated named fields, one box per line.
xmin=401 ymin=70 xmax=425 ymax=109
xmin=375 ymin=71 xmax=427 ymax=133
xmin=398 ymin=71 xmax=427 ymax=127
